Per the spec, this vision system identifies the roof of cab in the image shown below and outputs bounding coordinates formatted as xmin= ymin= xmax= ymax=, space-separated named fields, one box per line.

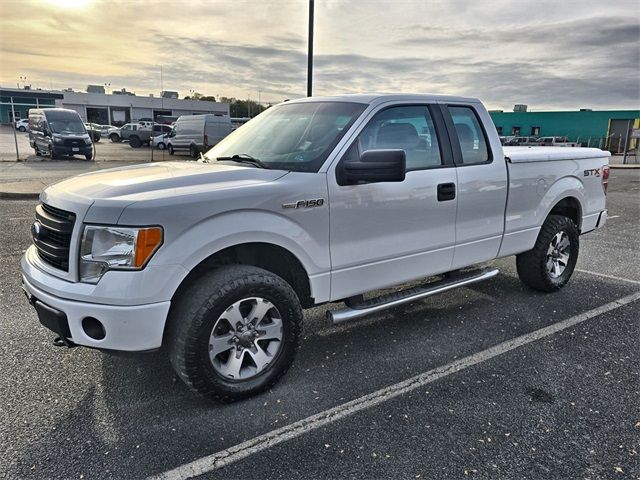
xmin=285 ymin=93 xmax=481 ymax=106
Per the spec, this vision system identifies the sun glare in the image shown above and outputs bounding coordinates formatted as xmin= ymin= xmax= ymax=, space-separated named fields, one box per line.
xmin=44 ymin=0 xmax=91 ymax=8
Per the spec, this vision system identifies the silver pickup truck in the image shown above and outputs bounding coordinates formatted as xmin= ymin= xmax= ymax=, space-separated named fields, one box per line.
xmin=21 ymin=94 xmax=609 ymax=401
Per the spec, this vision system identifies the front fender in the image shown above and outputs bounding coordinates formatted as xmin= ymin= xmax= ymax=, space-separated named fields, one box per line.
xmin=153 ymin=209 xmax=331 ymax=303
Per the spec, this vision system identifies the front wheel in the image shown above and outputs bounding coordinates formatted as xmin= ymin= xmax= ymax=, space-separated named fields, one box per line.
xmin=167 ymin=265 xmax=303 ymax=402
xmin=18 ymin=126 xmax=26 ymax=132
xmin=110 ymin=133 xmax=120 ymax=143
xmin=157 ymin=142 xmax=165 ymax=150
xmin=516 ymin=215 xmax=579 ymax=292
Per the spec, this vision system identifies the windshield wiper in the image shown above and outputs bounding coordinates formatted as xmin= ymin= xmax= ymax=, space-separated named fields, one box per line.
xmin=216 ymin=153 xmax=267 ymax=169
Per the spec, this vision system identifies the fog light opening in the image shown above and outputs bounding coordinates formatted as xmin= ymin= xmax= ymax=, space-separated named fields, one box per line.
xmin=82 ymin=317 xmax=106 ymax=340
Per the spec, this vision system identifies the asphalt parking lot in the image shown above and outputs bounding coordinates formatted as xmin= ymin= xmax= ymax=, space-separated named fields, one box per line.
xmin=0 ymin=170 xmax=638 ymax=479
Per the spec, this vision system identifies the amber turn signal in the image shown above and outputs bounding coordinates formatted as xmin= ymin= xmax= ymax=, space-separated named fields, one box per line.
xmin=134 ymin=227 xmax=163 ymax=268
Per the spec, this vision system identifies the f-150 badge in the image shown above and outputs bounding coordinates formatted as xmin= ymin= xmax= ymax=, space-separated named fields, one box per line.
xmin=282 ymin=199 xmax=325 ymax=209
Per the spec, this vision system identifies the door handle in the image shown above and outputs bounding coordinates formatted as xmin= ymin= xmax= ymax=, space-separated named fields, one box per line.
xmin=437 ymin=182 xmax=456 ymax=201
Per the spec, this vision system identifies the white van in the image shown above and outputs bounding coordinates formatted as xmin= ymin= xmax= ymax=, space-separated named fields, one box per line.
xmin=167 ymin=114 xmax=233 ymax=158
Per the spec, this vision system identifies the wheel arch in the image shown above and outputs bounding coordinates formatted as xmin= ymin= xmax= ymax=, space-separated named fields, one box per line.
xmin=171 ymin=241 xmax=314 ymax=310
xmin=547 ymin=196 xmax=582 ymax=230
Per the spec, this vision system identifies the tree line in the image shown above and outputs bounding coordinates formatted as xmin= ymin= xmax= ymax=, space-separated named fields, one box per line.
xmin=183 ymin=93 xmax=270 ymax=118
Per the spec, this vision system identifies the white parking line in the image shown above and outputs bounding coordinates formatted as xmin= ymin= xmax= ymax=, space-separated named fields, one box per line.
xmin=608 ymin=215 xmax=620 ymax=219
xmin=576 ymin=269 xmax=640 ymax=285
xmin=149 ymin=291 xmax=640 ymax=480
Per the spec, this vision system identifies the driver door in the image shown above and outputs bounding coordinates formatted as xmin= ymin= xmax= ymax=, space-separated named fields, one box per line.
xmin=328 ymin=104 xmax=458 ymax=300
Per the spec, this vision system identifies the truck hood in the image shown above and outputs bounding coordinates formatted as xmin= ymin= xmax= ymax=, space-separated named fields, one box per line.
xmin=46 ymin=161 xmax=288 ymax=202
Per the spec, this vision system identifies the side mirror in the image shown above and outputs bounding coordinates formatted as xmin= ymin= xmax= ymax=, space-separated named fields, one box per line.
xmin=341 ymin=149 xmax=406 ymax=185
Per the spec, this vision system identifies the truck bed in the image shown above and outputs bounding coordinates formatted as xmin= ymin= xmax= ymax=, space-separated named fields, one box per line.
xmin=503 ymin=146 xmax=609 ymax=163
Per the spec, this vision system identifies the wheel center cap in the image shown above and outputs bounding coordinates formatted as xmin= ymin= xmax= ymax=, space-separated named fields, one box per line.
xmin=238 ymin=331 xmax=255 ymax=347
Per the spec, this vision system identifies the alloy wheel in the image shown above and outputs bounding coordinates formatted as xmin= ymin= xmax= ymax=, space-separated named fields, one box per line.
xmin=208 ymin=297 xmax=283 ymax=380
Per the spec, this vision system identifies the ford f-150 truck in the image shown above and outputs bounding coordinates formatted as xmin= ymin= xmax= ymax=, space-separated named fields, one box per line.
xmin=21 ymin=94 xmax=609 ymax=401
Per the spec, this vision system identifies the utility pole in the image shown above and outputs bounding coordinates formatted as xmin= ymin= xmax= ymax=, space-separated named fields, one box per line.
xmin=307 ymin=0 xmax=314 ymax=97
xmin=10 ymin=97 xmax=19 ymax=160
xmin=623 ymin=119 xmax=631 ymax=165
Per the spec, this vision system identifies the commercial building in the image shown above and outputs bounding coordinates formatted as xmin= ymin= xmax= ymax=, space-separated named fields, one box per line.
xmin=0 ymin=88 xmax=63 ymax=123
xmin=489 ymin=108 xmax=640 ymax=150
xmin=0 ymin=87 xmax=229 ymax=126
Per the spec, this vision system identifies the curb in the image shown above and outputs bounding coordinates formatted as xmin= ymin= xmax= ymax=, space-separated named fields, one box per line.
xmin=0 ymin=191 xmax=40 ymax=200
xmin=610 ymin=164 xmax=640 ymax=169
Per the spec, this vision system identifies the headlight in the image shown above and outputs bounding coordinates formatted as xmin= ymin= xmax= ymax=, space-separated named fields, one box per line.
xmin=53 ymin=136 xmax=63 ymax=143
xmin=84 ymin=137 xmax=92 ymax=145
xmin=79 ymin=225 xmax=163 ymax=283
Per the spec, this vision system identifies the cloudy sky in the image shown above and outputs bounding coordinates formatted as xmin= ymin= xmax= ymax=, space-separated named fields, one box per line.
xmin=1 ymin=0 xmax=638 ymax=110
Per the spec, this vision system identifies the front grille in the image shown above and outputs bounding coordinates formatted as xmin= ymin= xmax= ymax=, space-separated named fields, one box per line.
xmin=33 ymin=203 xmax=76 ymax=272
xmin=63 ymin=138 xmax=83 ymax=147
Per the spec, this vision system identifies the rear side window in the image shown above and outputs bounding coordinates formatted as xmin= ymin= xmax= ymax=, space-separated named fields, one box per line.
xmin=448 ymin=106 xmax=489 ymax=165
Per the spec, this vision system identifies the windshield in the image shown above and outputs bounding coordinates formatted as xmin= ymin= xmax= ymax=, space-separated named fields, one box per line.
xmin=205 ymin=101 xmax=367 ymax=172
xmin=46 ymin=111 xmax=86 ymax=135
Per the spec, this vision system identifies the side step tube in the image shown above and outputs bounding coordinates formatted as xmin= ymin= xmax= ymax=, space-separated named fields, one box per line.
xmin=327 ymin=268 xmax=499 ymax=324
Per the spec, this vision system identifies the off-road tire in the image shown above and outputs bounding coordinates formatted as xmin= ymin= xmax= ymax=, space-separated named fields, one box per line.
xmin=167 ymin=265 xmax=303 ymax=402
xmin=129 ymin=136 xmax=142 ymax=148
xmin=516 ymin=215 xmax=579 ymax=292
xmin=110 ymin=133 xmax=120 ymax=143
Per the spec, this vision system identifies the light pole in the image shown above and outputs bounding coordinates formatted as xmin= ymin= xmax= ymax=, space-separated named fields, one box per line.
xmin=307 ymin=0 xmax=314 ymax=97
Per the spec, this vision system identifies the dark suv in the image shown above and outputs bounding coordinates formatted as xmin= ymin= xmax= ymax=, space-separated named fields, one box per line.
xmin=29 ymin=109 xmax=93 ymax=160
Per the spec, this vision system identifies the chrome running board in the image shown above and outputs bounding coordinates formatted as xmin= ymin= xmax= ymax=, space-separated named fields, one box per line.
xmin=327 ymin=268 xmax=499 ymax=324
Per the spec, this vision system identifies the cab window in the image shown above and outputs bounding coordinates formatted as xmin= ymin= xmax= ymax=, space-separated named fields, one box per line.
xmin=448 ymin=106 xmax=490 ymax=165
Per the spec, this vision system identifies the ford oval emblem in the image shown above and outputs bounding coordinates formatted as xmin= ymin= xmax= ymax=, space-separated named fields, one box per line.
xmin=31 ymin=221 xmax=41 ymax=239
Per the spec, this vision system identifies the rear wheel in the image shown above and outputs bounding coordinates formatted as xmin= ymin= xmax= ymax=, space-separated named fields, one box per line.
xmin=129 ymin=136 xmax=142 ymax=148
xmin=167 ymin=265 xmax=303 ymax=402
xmin=189 ymin=144 xmax=198 ymax=158
xmin=168 ymin=144 xmax=174 ymax=155
xmin=516 ymin=215 xmax=579 ymax=292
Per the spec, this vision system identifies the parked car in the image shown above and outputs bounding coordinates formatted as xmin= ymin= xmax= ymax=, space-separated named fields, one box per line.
xmin=15 ymin=118 xmax=30 ymax=132
xmin=167 ymin=114 xmax=233 ymax=158
xmin=505 ymin=136 xmax=538 ymax=146
xmin=20 ymin=94 xmax=609 ymax=401
xmin=28 ymin=108 xmax=93 ymax=160
xmin=536 ymin=136 xmax=580 ymax=147
xmin=119 ymin=123 xmax=173 ymax=148
xmin=84 ymin=123 xmax=102 ymax=142
xmin=98 ymin=124 xmax=118 ymax=137
xmin=152 ymin=133 xmax=170 ymax=150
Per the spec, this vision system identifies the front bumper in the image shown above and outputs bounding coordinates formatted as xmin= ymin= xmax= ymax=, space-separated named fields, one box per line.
xmin=22 ymin=274 xmax=170 ymax=351
xmin=52 ymin=145 xmax=92 ymax=156
xmin=21 ymin=247 xmax=177 ymax=351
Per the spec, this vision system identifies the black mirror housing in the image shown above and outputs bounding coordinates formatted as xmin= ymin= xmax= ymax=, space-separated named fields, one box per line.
xmin=342 ymin=149 xmax=406 ymax=185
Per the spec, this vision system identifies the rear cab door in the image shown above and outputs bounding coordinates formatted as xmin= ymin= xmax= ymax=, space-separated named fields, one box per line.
xmin=438 ymin=101 xmax=508 ymax=268
xmin=327 ymin=101 xmax=459 ymax=300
